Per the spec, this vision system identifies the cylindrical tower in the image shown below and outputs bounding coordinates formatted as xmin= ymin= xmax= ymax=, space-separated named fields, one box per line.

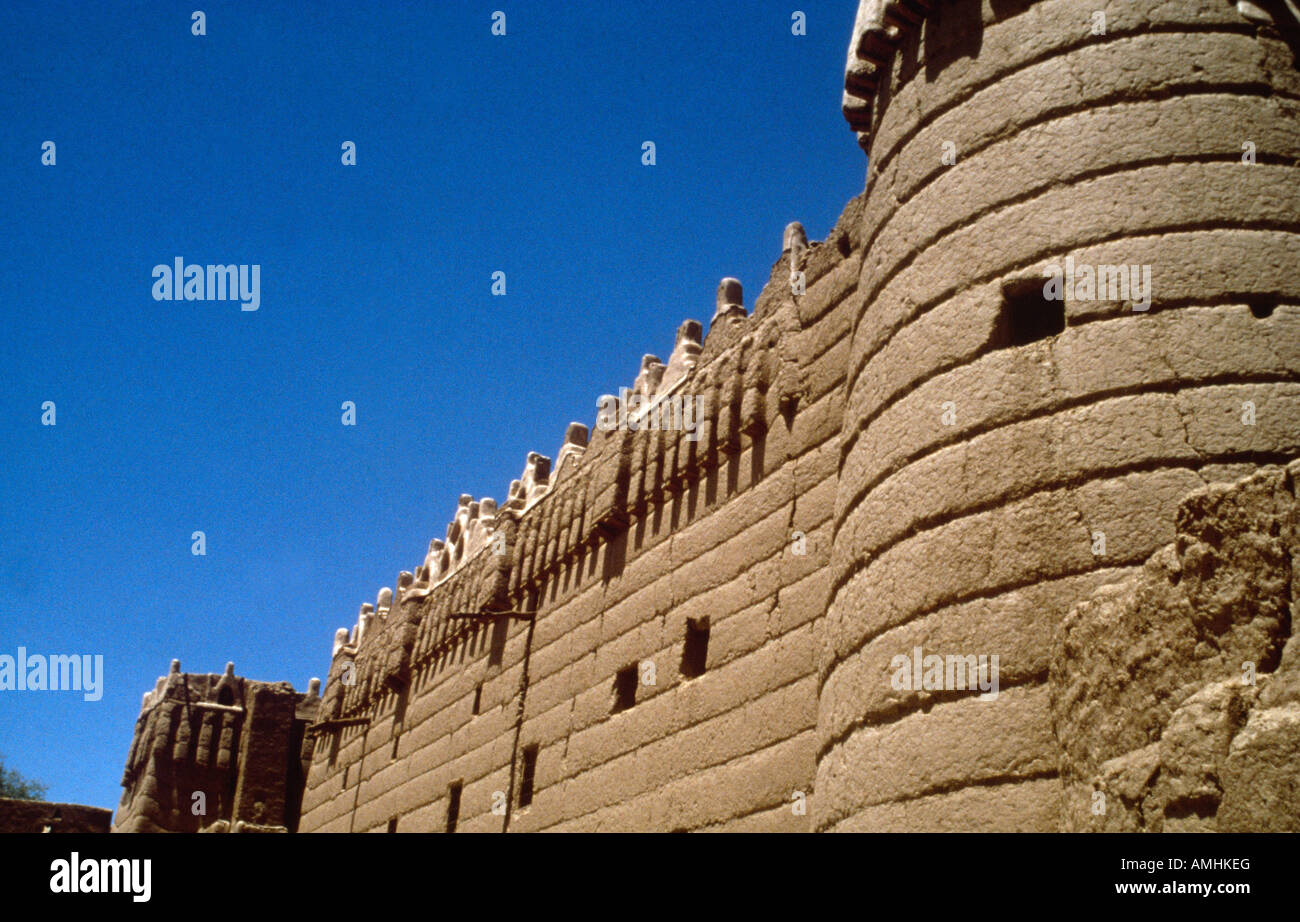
xmin=818 ymin=0 xmax=1300 ymax=830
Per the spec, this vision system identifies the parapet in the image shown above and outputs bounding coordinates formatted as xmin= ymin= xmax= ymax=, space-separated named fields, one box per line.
xmin=841 ymin=0 xmax=1300 ymax=149
xmin=316 ymin=213 xmax=845 ymax=722
xmin=842 ymin=0 xmax=930 ymax=146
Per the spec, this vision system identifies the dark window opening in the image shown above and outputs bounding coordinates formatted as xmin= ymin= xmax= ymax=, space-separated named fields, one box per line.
xmin=446 ymin=781 xmax=463 ymax=833
xmin=342 ymin=765 xmax=349 ymax=788
xmin=472 ymin=683 xmax=482 ymax=715
xmin=613 ymin=665 xmax=637 ymax=713
xmin=1250 ymin=298 xmax=1277 ymax=319
xmin=681 ymin=617 xmax=710 ymax=678
xmin=519 ymin=744 xmax=538 ymax=808
xmin=387 ymin=817 xmax=398 ymax=833
xmin=996 ymin=277 xmax=1064 ymax=347
xmin=217 ymin=686 xmax=235 ymax=706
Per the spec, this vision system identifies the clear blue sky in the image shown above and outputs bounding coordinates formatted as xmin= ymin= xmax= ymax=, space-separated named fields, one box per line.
xmin=0 ymin=1 xmax=864 ymax=810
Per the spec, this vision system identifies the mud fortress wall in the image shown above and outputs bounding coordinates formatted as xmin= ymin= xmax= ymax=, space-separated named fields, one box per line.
xmin=300 ymin=203 xmax=862 ymax=833
xmin=299 ymin=0 xmax=1300 ymax=833
xmin=114 ymin=662 xmax=319 ymax=833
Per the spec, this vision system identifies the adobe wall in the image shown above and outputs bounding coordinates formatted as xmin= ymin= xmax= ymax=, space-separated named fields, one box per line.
xmin=299 ymin=0 xmax=1300 ymax=834
xmin=114 ymin=662 xmax=319 ymax=833
xmin=299 ymin=202 xmax=867 ymax=833
xmin=0 ymin=798 xmax=111 ymax=834
xmin=819 ymin=0 xmax=1300 ymax=830
xmin=1052 ymin=461 xmax=1300 ymax=832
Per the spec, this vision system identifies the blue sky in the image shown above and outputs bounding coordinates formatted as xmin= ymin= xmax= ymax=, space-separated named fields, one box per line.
xmin=0 ymin=1 xmax=864 ymax=810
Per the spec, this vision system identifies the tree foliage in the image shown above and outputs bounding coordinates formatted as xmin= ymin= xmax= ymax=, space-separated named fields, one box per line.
xmin=0 ymin=754 xmax=47 ymax=801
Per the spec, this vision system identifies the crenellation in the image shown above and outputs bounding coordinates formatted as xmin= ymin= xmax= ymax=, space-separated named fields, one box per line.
xmin=659 ymin=319 xmax=703 ymax=393
xmin=555 ymin=423 xmax=588 ymax=480
xmin=710 ymin=277 xmax=747 ymax=332
xmin=524 ymin=454 xmax=551 ymax=502
xmin=783 ymin=220 xmax=808 ymax=262
xmin=633 ymin=354 xmax=666 ymax=402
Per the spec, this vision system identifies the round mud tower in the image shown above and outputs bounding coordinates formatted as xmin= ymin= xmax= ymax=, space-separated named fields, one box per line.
xmin=818 ymin=0 xmax=1300 ymax=831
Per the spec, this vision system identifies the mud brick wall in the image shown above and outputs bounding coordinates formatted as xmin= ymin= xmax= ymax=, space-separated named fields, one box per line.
xmin=299 ymin=197 xmax=866 ymax=833
xmin=0 ymin=798 xmax=111 ymax=834
xmin=819 ymin=0 xmax=1300 ymax=830
xmin=300 ymin=0 xmax=1300 ymax=834
xmin=113 ymin=664 xmax=319 ymax=833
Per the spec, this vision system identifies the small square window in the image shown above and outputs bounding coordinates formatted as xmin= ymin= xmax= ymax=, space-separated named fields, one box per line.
xmin=519 ymin=744 xmax=539 ymax=808
xmin=681 ymin=617 xmax=710 ymax=678
xmin=446 ymin=780 xmax=463 ymax=833
xmin=613 ymin=665 xmax=637 ymax=713
xmin=997 ymin=276 xmax=1064 ymax=347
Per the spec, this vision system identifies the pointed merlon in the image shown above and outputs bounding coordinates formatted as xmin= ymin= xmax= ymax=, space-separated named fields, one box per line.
xmin=520 ymin=452 xmax=553 ymax=505
xmin=783 ymin=221 xmax=808 ymax=253
xmin=783 ymin=222 xmax=809 ymax=273
xmin=423 ymin=538 xmax=446 ymax=581
xmin=634 ymin=354 xmax=666 ymax=400
xmin=712 ymin=278 xmax=746 ymax=327
xmin=212 ymin=662 xmax=237 ymax=705
xmin=556 ymin=423 xmax=590 ymax=474
xmin=564 ymin=422 xmax=589 ymax=448
xmin=661 ymin=320 xmax=703 ymax=391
